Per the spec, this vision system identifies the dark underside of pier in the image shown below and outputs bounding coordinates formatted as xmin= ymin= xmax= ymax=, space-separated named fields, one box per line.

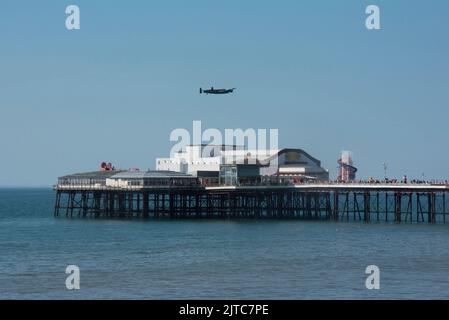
xmin=54 ymin=187 xmax=449 ymax=224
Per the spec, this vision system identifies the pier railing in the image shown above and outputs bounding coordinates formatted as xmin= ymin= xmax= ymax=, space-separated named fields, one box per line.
xmin=54 ymin=181 xmax=449 ymax=191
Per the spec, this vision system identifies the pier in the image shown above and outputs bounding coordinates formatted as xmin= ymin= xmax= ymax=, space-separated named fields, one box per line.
xmin=54 ymin=183 xmax=449 ymax=224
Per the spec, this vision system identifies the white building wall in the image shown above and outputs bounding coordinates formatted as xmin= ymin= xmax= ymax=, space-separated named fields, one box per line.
xmin=187 ymin=161 xmax=220 ymax=174
xmin=156 ymin=158 xmax=185 ymax=172
xmin=156 ymin=145 xmax=222 ymax=175
xmin=106 ymin=178 xmax=139 ymax=188
xmin=221 ymin=149 xmax=278 ymax=165
xmin=156 ymin=146 xmax=328 ymax=179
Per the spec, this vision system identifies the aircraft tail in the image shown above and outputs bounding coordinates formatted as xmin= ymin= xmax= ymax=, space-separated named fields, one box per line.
xmin=199 ymin=88 xmax=202 ymax=94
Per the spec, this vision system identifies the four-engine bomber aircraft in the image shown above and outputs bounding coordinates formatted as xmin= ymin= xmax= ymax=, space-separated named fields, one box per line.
xmin=200 ymin=87 xmax=236 ymax=95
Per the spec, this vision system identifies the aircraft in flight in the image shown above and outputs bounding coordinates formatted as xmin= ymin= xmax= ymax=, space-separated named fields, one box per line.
xmin=200 ymin=87 xmax=236 ymax=95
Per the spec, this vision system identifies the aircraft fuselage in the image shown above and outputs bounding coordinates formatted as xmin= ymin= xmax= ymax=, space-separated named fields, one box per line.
xmin=200 ymin=87 xmax=235 ymax=95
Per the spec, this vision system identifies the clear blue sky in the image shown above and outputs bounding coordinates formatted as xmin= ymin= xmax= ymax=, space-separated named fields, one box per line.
xmin=1 ymin=0 xmax=448 ymax=186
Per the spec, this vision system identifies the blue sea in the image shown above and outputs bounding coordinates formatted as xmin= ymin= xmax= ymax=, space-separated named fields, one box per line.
xmin=1 ymin=188 xmax=449 ymax=299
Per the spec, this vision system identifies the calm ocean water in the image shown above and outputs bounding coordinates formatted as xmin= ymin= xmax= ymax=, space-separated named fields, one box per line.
xmin=1 ymin=188 xmax=449 ymax=299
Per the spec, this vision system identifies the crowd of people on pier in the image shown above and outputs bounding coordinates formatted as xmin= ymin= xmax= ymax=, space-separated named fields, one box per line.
xmin=314 ymin=179 xmax=449 ymax=186
xmin=330 ymin=175 xmax=448 ymax=186
xmin=212 ymin=175 xmax=449 ymax=187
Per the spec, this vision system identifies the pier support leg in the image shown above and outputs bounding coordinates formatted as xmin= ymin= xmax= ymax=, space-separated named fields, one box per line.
xmin=54 ymin=191 xmax=61 ymax=217
xmin=333 ymin=192 xmax=339 ymax=221
xmin=143 ymin=192 xmax=149 ymax=218
xmin=364 ymin=192 xmax=370 ymax=223
xmin=395 ymin=193 xmax=402 ymax=223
